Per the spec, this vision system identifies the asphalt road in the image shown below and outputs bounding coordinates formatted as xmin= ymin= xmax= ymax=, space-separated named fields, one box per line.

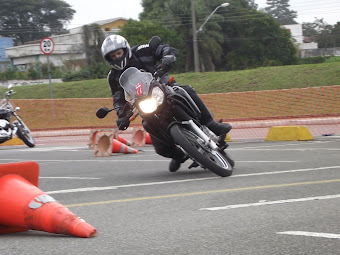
xmin=0 ymin=136 xmax=340 ymax=255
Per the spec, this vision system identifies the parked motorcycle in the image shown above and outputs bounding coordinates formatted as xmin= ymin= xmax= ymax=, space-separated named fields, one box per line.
xmin=0 ymin=85 xmax=35 ymax=147
xmin=96 ymin=38 xmax=234 ymax=177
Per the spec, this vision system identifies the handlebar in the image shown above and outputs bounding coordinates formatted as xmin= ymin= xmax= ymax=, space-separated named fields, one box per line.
xmin=5 ymin=90 xmax=14 ymax=97
xmin=128 ymin=108 xmax=139 ymax=121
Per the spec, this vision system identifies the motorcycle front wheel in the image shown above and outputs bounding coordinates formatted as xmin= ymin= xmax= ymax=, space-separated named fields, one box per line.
xmin=13 ymin=120 xmax=35 ymax=147
xmin=170 ymin=124 xmax=233 ymax=177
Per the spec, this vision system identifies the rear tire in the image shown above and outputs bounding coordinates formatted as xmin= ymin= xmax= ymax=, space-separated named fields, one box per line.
xmin=170 ymin=124 xmax=233 ymax=177
xmin=13 ymin=120 xmax=35 ymax=147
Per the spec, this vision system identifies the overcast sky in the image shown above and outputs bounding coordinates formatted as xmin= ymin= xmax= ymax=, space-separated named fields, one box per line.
xmin=64 ymin=0 xmax=340 ymax=29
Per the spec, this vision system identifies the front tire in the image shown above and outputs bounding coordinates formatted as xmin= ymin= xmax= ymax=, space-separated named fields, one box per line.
xmin=170 ymin=124 xmax=233 ymax=177
xmin=13 ymin=120 xmax=35 ymax=147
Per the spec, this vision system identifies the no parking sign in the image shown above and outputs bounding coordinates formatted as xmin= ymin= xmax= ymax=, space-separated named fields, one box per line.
xmin=40 ymin=37 xmax=54 ymax=55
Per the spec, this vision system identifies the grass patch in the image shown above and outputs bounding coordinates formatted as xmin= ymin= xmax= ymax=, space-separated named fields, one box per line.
xmin=0 ymin=62 xmax=339 ymax=99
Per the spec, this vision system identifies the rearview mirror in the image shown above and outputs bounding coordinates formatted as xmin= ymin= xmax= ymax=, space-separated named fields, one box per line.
xmin=96 ymin=107 xmax=113 ymax=119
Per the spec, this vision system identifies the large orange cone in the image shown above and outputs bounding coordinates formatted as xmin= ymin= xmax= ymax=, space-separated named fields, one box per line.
xmin=112 ymin=139 xmax=138 ymax=154
xmin=0 ymin=161 xmax=39 ymax=234
xmin=0 ymin=174 xmax=97 ymax=238
xmin=117 ymin=135 xmax=131 ymax=146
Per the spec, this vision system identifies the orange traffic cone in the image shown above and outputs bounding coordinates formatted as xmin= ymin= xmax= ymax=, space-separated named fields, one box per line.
xmin=117 ymin=135 xmax=131 ymax=146
xmin=112 ymin=139 xmax=138 ymax=154
xmin=145 ymin=132 xmax=152 ymax=144
xmin=0 ymin=174 xmax=97 ymax=238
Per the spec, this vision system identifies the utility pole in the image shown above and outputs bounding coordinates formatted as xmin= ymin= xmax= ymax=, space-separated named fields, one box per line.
xmin=191 ymin=0 xmax=200 ymax=72
xmin=191 ymin=1 xmax=229 ymax=73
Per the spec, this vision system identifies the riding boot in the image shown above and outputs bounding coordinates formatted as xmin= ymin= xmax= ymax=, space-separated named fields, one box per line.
xmin=205 ymin=120 xmax=232 ymax=136
xmin=169 ymin=148 xmax=187 ymax=172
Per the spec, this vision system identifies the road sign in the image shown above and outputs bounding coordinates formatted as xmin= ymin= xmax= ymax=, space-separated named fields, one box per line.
xmin=40 ymin=37 xmax=54 ymax=55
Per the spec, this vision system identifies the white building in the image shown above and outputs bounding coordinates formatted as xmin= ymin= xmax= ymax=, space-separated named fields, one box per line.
xmin=283 ymin=24 xmax=318 ymax=56
xmin=5 ymin=18 xmax=127 ymax=71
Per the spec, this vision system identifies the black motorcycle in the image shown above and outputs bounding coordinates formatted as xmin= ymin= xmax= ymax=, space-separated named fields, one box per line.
xmin=96 ymin=41 xmax=233 ymax=177
xmin=0 ymin=85 xmax=35 ymax=147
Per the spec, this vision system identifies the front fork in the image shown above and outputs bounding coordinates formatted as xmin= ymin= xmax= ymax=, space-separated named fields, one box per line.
xmin=181 ymin=119 xmax=218 ymax=150
xmin=11 ymin=113 xmax=21 ymax=135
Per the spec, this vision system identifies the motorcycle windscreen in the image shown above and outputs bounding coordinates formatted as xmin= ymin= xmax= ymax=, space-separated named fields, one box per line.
xmin=119 ymin=67 xmax=153 ymax=102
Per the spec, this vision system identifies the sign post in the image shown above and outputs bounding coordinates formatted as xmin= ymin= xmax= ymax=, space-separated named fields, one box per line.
xmin=40 ymin=37 xmax=55 ymax=118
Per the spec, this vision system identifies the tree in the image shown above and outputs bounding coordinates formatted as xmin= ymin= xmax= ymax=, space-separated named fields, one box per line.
xmin=221 ymin=9 xmax=297 ymax=70
xmin=119 ymin=19 xmax=185 ymax=72
xmin=141 ymin=0 xmax=228 ymax=72
xmin=0 ymin=0 xmax=75 ymax=45
xmin=265 ymin=0 xmax=297 ymax=25
xmin=82 ymin=24 xmax=106 ymax=66
xmin=302 ymin=22 xmax=318 ymax=42
xmin=313 ymin=19 xmax=335 ymax=49
xmin=304 ymin=18 xmax=335 ymax=49
xmin=139 ymin=0 xmax=297 ymax=71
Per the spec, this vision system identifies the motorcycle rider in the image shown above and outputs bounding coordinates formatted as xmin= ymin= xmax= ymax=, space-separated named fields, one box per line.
xmin=101 ymin=35 xmax=232 ymax=172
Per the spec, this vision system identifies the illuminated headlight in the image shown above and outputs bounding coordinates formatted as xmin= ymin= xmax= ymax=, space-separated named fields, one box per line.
xmin=138 ymin=87 xmax=164 ymax=114
xmin=151 ymin=86 xmax=164 ymax=105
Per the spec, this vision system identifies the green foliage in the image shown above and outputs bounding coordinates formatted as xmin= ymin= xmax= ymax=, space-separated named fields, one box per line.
xmin=138 ymin=0 xmax=298 ymax=72
xmin=303 ymin=18 xmax=338 ymax=48
xmin=140 ymin=0 xmax=167 ymax=20
xmin=324 ymin=56 xmax=340 ymax=63
xmin=27 ymin=68 xmax=40 ymax=80
xmin=332 ymin=22 xmax=340 ymax=47
xmin=264 ymin=0 xmax=297 ymax=25
xmin=0 ymin=69 xmax=27 ymax=80
xmin=222 ymin=10 xmax=297 ymax=70
xmin=62 ymin=63 xmax=110 ymax=82
xmin=0 ymin=0 xmax=75 ymax=45
xmin=82 ymin=24 xmax=106 ymax=66
xmin=297 ymin=56 xmax=326 ymax=65
xmin=119 ymin=19 xmax=185 ymax=72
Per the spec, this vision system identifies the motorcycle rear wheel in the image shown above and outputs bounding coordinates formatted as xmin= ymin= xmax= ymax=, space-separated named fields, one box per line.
xmin=170 ymin=124 xmax=233 ymax=177
xmin=13 ymin=120 xmax=35 ymax=147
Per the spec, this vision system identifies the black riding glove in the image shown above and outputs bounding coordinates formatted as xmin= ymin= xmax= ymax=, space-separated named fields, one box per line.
xmin=161 ymin=55 xmax=176 ymax=74
xmin=116 ymin=110 xmax=133 ymax=130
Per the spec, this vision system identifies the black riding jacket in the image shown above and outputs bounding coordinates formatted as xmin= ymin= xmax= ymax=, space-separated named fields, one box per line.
xmin=107 ymin=43 xmax=179 ymax=118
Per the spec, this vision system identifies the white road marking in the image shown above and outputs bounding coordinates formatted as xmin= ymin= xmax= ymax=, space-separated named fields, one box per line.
xmin=16 ymin=146 xmax=87 ymax=151
xmin=0 ymin=159 xmax=299 ymax=163
xmin=277 ymin=231 xmax=340 ymax=239
xmin=233 ymin=148 xmax=340 ymax=151
xmin=237 ymin=161 xmax=298 ymax=163
xmin=45 ymin=166 xmax=340 ymax=194
xmin=230 ymin=166 xmax=340 ymax=177
xmin=45 ymin=177 xmax=219 ymax=194
xmin=199 ymin=194 xmax=340 ymax=211
xmin=0 ymin=159 xmax=170 ymax=162
xmin=39 ymin=177 xmax=101 ymax=180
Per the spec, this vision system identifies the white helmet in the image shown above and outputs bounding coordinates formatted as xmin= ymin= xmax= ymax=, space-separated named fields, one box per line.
xmin=0 ymin=119 xmax=11 ymax=141
xmin=101 ymin=35 xmax=132 ymax=70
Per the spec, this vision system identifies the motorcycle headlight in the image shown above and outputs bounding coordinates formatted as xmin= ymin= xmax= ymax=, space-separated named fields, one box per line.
xmin=138 ymin=86 xmax=164 ymax=114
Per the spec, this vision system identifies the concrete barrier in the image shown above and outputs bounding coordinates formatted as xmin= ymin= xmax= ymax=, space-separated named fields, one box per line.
xmin=0 ymin=137 xmax=24 ymax=146
xmin=265 ymin=126 xmax=314 ymax=141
